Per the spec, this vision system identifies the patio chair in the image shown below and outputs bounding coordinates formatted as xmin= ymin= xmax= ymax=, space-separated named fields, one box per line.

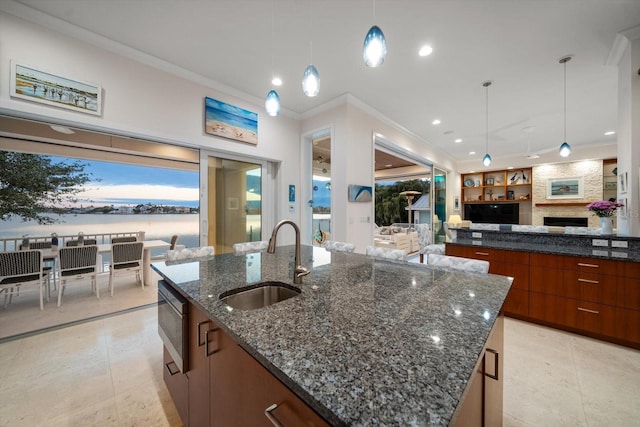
xmin=20 ymin=241 xmax=56 ymax=293
xmin=0 ymin=250 xmax=48 ymax=310
xmin=426 ymin=253 xmax=490 ymax=274
xmin=66 ymin=239 xmax=98 ymax=247
xmin=232 ymin=241 xmax=268 ymax=255
xmin=365 ymin=246 xmax=407 ymax=262
xmin=57 ymin=245 xmax=100 ymax=306
xmin=323 ymin=240 xmax=356 ymax=253
xmin=109 ymin=242 xmax=144 ymax=295
xmin=111 ymin=236 xmax=137 ymax=243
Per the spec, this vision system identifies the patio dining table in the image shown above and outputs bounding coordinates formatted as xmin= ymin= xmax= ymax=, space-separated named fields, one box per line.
xmin=39 ymin=239 xmax=170 ymax=287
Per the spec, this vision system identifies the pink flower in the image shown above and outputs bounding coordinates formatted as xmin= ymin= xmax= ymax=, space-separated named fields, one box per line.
xmin=586 ymin=200 xmax=624 ymax=217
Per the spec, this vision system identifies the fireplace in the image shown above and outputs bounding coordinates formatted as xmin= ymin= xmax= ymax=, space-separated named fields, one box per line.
xmin=543 ymin=217 xmax=588 ymax=227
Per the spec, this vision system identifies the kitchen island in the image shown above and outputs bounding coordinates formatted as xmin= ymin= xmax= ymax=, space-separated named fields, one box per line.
xmin=152 ymin=245 xmax=512 ymax=426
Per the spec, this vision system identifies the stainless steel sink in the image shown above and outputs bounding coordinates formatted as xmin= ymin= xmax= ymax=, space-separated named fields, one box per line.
xmin=219 ymin=282 xmax=301 ymax=310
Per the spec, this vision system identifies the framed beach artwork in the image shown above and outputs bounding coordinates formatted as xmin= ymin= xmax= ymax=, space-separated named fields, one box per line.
xmin=204 ymin=96 xmax=258 ymax=145
xmin=348 ymin=184 xmax=372 ymax=202
xmin=546 ymin=177 xmax=584 ymax=199
xmin=10 ymin=61 xmax=102 ymax=115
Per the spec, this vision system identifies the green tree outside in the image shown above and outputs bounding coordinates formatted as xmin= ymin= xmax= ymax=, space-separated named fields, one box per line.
xmin=0 ymin=152 xmax=92 ymax=224
xmin=374 ymin=179 xmax=430 ymax=225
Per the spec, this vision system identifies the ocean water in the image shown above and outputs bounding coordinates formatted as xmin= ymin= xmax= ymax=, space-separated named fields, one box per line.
xmin=0 ymin=214 xmax=200 ymax=250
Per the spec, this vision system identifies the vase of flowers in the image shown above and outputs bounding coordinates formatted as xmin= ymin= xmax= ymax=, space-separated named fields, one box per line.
xmin=586 ymin=200 xmax=623 ymax=235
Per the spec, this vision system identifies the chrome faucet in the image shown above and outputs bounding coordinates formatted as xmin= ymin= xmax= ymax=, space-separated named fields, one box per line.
xmin=267 ymin=220 xmax=310 ymax=284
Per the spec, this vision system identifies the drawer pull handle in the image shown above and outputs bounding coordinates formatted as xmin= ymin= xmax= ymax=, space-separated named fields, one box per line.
xmin=265 ymin=403 xmax=284 ymax=427
xmin=475 ymin=252 xmax=490 ymax=256
xmin=577 ymin=278 xmax=599 ymax=284
xmin=578 ymin=307 xmax=600 ymax=314
xmin=197 ymin=320 xmax=210 ymax=347
xmin=204 ymin=329 xmax=218 ymax=357
xmin=578 ymin=263 xmax=599 ymax=268
xmin=165 ymin=361 xmax=180 ymax=376
xmin=485 ymin=348 xmax=499 ymax=381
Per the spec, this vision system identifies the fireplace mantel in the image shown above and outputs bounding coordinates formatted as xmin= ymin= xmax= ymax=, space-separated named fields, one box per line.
xmin=535 ymin=202 xmax=591 ymax=207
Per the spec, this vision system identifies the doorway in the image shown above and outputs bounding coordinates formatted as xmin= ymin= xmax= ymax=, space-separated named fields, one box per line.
xmin=203 ymin=155 xmax=264 ymax=254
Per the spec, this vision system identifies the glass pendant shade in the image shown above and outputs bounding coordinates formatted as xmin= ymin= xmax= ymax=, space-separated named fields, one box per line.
xmin=363 ymin=25 xmax=387 ymax=67
xmin=302 ymin=65 xmax=320 ymax=97
xmin=265 ymin=90 xmax=280 ymax=117
xmin=559 ymin=142 xmax=571 ymax=157
xmin=482 ymin=153 xmax=492 ymax=167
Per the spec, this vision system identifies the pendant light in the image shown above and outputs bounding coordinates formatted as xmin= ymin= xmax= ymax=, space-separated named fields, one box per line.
xmin=482 ymin=81 xmax=492 ymax=167
xmin=302 ymin=1 xmax=320 ymax=97
xmin=559 ymin=56 xmax=572 ymax=157
xmin=265 ymin=2 xmax=281 ymax=116
xmin=363 ymin=0 xmax=386 ymax=67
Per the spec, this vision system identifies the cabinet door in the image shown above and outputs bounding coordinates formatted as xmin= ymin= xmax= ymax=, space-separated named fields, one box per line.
xmin=484 ymin=315 xmax=504 ymax=427
xmin=209 ymin=327 xmax=329 ymax=427
xmin=163 ymin=346 xmax=189 ymax=424
xmin=187 ymin=303 xmax=212 ymax=427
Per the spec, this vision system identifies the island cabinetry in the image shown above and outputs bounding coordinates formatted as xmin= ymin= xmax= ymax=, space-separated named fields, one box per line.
xmin=451 ymin=314 xmax=504 ymax=427
xmin=182 ymin=302 xmax=329 ymax=427
xmin=445 ymin=245 xmax=529 ymax=317
xmin=163 ymin=347 xmax=189 ymax=424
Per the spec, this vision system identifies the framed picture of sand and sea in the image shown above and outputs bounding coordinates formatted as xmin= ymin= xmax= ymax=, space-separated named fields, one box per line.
xmin=204 ymin=96 xmax=258 ymax=145
xmin=10 ymin=61 xmax=102 ymax=116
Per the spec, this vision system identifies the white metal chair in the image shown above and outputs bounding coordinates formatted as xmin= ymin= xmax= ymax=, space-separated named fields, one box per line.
xmin=57 ymin=245 xmax=100 ymax=306
xmin=426 ymin=253 xmax=490 ymax=274
xmin=365 ymin=246 xmax=407 ymax=262
xmin=20 ymin=241 xmax=56 ymax=293
xmin=323 ymin=240 xmax=356 ymax=253
xmin=232 ymin=241 xmax=268 ymax=255
xmin=0 ymin=250 xmax=48 ymax=310
xmin=109 ymin=242 xmax=144 ymax=295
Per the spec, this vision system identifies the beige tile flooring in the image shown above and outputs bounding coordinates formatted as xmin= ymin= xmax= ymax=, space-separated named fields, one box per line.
xmin=1 ymin=309 xmax=639 ymax=426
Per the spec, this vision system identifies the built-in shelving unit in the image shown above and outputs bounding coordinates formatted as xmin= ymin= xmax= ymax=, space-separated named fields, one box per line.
xmin=461 ymin=168 xmax=533 ymax=204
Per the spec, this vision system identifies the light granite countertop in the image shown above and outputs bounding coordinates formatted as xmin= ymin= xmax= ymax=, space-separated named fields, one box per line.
xmin=152 ymin=245 xmax=512 ymax=426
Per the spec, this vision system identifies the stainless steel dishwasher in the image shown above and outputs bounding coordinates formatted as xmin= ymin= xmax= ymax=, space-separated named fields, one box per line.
xmin=157 ymin=280 xmax=188 ymax=373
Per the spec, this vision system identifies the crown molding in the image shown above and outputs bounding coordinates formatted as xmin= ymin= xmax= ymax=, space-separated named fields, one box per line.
xmin=606 ymin=25 xmax=640 ymax=66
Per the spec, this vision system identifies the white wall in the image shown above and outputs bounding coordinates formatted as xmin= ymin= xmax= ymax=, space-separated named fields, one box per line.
xmin=0 ymin=12 xmax=302 ymax=242
xmin=301 ymin=96 xmax=457 ymax=252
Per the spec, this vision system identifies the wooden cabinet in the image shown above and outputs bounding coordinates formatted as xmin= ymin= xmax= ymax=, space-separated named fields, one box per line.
xmin=163 ymin=346 xmax=189 ymax=424
xmin=461 ymin=168 xmax=532 ymax=204
xmin=447 ymin=243 xmax=640 ymax=349
xmin=451 ymin=314 xmax=504 ymax=427
xmin=176 ymin=302 xmax=329 ymax=427
xmin=446 ymin=245 xmax=530 ymax=317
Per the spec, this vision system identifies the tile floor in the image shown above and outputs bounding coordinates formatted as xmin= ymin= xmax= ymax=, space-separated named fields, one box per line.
xmin=0 ymin=308 xmax=638 ymax=426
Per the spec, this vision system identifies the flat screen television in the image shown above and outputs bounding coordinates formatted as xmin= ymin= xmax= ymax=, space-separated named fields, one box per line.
xmin=464 ymin=203 xmax=519 ymax=224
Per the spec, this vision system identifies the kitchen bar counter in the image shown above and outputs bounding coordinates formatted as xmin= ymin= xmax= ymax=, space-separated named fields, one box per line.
xmin=152 ymin=245 xmax=512 ymax=426
xmin=450 ymin=228 xmax=640 ymax=262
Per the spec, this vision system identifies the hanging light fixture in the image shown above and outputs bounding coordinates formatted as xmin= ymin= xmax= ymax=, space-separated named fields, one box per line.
xmin=302 ymin=0 xmax=320 ymax=97
xmin=482 ymin=80 xmax=492 ymax=167
xmin=559 ymin=56 xmax=572 ymax=157
xmin=363 ymin=0 xmax=386 ymax=67
xmin=265 ymin=1 xmax=281 ymax=116
xmin=265 ymin=90 xmax=280 ymax=116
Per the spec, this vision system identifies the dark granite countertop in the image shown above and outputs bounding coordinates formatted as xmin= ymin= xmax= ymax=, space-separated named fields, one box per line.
xmin=152 ymin=245 xmax=513 ymax=426
xmin=450 ymin=228 xmax=640 ymax=262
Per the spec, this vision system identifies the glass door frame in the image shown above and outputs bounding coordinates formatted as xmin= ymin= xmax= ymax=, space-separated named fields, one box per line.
xmin=199 ymin=150 xmax=275 ymax=248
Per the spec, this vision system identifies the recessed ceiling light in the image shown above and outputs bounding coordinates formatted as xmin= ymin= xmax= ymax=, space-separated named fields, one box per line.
xmin=469 ymin=151 xmax=476 ymax=155
xmin=454 ymin=138 xmax=462 ymax=143
xmin=418 ymin=45 xmax=433 ymax=57
xmin=432 ymin=119 xmax=441 ymax=125
xmin=604 ymin=131 xmax=615 ymax=136
xmin=526 ymin=154 xmax=540 ymax=159
xmin=271 ymin=77 xmax=282 ymax=86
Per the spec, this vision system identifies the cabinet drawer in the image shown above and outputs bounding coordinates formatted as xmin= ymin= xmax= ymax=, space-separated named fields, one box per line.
xmin=446 ymin=245 xmax=528 ymax=264
xmin=529 ymin=293 xmax=640 ymax=345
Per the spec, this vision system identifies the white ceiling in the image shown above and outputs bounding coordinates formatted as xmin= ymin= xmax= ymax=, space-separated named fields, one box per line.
xmin=6 ymin=0 xmax=640 ymax=168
